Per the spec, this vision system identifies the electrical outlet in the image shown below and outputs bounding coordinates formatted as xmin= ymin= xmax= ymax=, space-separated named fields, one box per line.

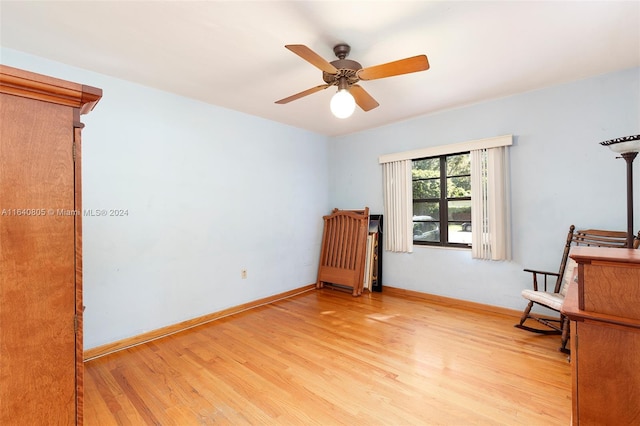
xmin=241 ymin=269 xmax=247 ymax=279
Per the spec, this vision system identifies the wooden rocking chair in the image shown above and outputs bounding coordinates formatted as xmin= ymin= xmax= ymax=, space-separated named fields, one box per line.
xmin=515 ymin=225 xmax=636 ymax=353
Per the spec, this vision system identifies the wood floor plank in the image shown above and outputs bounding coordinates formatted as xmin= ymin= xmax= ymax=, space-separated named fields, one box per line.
xmin=84 ymin=288 xmax=571 ymax=425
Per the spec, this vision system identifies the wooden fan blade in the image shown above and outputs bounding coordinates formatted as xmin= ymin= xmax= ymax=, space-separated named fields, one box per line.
xmin=275 ymin=84 xmax=331 ymax=104
xmin=285 ymin=45 xmax=338 ymax=74
xmin=350 ymin=85 xmax=379 ymax=111
xmin=357 ymin=55 xmax=429 ymax=81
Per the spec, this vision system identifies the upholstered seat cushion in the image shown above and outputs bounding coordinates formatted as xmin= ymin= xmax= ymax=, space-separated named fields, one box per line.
xmin=521 ymin=254 xmax=578 ymax=311
xmin=560 ymin=257 xmax=578 ymax=297
xmin=521 ymin=289 xmax=564 ymax=311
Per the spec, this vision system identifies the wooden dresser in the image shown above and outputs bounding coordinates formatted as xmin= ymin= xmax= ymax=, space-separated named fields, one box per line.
xmin=562 ymin=246 xmax=640 ymax=425
xmin=0 ymin=65 xmax=101 ymax=425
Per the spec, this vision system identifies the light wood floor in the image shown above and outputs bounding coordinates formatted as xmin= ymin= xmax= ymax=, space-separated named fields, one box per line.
xmin=84 ymin=287 xmax=571 ymax=425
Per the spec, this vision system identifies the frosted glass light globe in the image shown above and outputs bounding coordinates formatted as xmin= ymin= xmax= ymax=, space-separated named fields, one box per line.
xmin=330 ymin=89 xmax=356 ymax=119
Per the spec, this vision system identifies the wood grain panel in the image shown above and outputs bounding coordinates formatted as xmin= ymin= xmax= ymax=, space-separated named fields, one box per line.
xmin=0 ymin=93 xmax=76 ymax=424
xmin=0 ymin=64 xmax=101 ymax=114
xmin=74 ymin=124 xmax=84 ymax=425
xmin=583 ymin=262 xmax=640 ymax=320
xmin=575 ymin=320 xmax=640 ymax=424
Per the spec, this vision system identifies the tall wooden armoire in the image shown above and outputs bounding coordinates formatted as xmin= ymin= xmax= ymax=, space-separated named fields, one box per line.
xmin=0 ymin=65 xmax=101 ymax=425
xmin=562 ymin=247 xmax=640 ymax=425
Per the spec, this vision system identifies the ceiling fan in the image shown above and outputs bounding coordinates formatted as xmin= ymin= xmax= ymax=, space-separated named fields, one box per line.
xmin=275 ymin=43 xmax=430 ymax=118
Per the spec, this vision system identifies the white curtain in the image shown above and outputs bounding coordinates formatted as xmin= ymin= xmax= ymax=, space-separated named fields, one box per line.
xmin=470 ymin=147 xmax=511 ymax=260
xmin=382 ymin=160 xmax=413 ymax=253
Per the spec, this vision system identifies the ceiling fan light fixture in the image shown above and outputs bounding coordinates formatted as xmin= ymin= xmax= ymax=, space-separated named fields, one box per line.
xmin=330 ymin=88 xmax=356 ymax=119
xmin=277 ymin=43 xmax=428 ymax=116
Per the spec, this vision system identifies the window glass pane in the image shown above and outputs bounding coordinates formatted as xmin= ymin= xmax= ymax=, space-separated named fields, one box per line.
xmin=413 ymin=179 xmax=440 ymax=199
xmin=447 ymin=176 xmax=471 ymax=197
xmin=412 ymin=158 xmax=441 ymax=199
xmin=413 ymin=201 xmax=439 ymax=219
xmin=447 ymin=153 xmax=470 ymax=176
xmin=413 ymin=201 xmax=440 ymax=242
xmin=448 ymin=223 xmax=472 ymax=244
xmin=447 ymin=199 xmax=472 ymax=244
xmin=412 ymin=217 xmax=440 ymax=242
xmin=448 ymin=200 xmax=471 ymax=221
xmin=413 ymin=158 xmax=440 ymax=176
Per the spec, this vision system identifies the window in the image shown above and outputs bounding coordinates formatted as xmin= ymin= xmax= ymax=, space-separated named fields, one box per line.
xmin=380 ymin=134 xmax=511 ymax=259
xmin=412 ymin=153 xmax=471 ymax=247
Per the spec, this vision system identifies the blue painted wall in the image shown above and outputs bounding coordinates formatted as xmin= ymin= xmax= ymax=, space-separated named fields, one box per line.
xmin=328 ymin=67 xmax=640 ymax=310
xmin=1 ymin=48 xmax=330 ymax=349
xmin=2 ymin=47 xmax=638 ymax=347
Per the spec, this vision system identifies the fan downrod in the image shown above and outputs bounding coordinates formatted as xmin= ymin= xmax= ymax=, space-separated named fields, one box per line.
xmin=333 ymin=44 xmax=351 ymax=59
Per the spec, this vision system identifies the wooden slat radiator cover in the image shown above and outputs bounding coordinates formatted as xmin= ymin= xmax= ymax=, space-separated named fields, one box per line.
xmin=316 ymin=208 xmax=369 ymax=296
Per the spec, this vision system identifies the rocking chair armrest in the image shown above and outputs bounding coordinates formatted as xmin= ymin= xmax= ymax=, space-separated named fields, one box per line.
xmin=523 ymin=268 xmax=558 ymax=275
xmin=523 ymin=268 xmax=560 ymax=291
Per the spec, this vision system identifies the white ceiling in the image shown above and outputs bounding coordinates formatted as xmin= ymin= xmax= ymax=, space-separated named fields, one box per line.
xmin=1 ymin=1 xmax=639 ymax=137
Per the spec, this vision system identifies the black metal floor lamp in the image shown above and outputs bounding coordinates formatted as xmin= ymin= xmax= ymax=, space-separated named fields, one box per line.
xmin=600 ymin=135 xmax=640 ymax=248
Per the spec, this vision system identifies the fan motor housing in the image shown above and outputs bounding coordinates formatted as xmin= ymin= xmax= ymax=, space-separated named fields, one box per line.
xmin=323 ymin=59 xmax=362 ymax=85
